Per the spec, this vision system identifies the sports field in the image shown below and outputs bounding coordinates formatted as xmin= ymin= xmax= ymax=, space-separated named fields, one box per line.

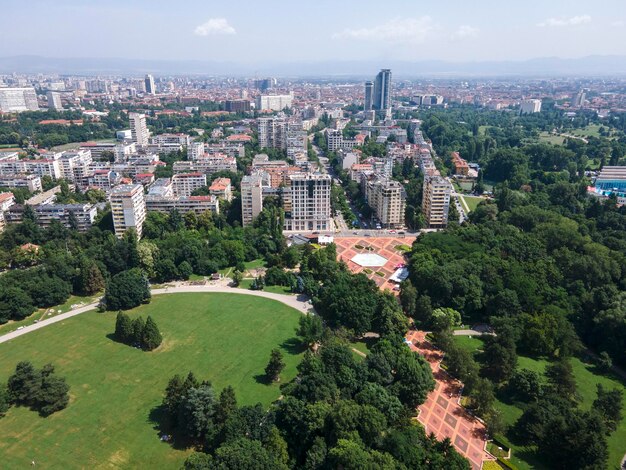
xmin=0 ymin=293 xmax=304 ymax=469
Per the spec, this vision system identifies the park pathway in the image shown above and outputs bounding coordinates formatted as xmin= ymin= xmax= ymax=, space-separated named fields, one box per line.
xmin=0 ymin=285 xmax=313 ymax=345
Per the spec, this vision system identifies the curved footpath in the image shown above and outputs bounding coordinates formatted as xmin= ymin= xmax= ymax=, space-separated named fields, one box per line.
xmin=0 ymin=286 xmax=313 ymax=345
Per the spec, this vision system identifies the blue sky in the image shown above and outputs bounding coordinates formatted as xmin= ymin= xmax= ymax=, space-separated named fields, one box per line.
xmin=1 ymin=0 xmax=625 ymax=62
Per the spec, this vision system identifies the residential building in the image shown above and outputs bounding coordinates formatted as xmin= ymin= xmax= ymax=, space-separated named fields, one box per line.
xmin=258 ymin=116 xmax=287 ymax=149
xmin=5 ymin=203 xmax=97 ymax=232
xmin=173 ymin=154 xmax=236 ymax=175
xmin=326 ymin=129 xmax=356 ymax=151
xmin=224 ymin=99 xmax=251 ymax=112
xmin=88 ymin=169 xmax=119 ymax=190
xmin=241 ymin=172 xmax=264 ymax=226
xmin=0 ymin=192 xmax=15 ymax=211
xmin=283 ymin=173 xmax=331 ymax=232
xmin=0 ymin=87 xmax=39 ymax=112
xmin=520 ymin=99 xmax=542 ymax=114
xmin=572 ymin=90 xmax=586 ymax=108
xmin=171 ymin=172 xmax=207 ymax=196
xmin=110 ymin=184 xmax=146 ymax=238
xmin=286 ymin=128 xmax=307 ymax=161
xmin=46 ymin=91 xmax=63 ymax=110
xmin=145 ymin=195 xmax=219 ymax=215
xmin=422 ymin=176 xmax=452 ymax=228
xmin=209 ymin=177 xmax=233 ymax=201
xmin=255 ymin=93 xmax=293 ymax=111
xmin=149 ymin=133 xmax=190 ymax=146
xmin=145 ymin=74 xmax=156 ymax=95
xmin=59 ymin=150 xmax=93 ymax=184
xmin=0 ymin=174 xmax=42 ymax=192
xmin=0 ymin=157 xmax=61 ymax=179
xmin=451 ymin=151 xmax=469 ymax=176
xmin=129 ymin=112 xmax=149 ymax=146
xmin=363 ymin=176 xmax=406 ymax=228
xmin=188 ymin=141 xmax=205 ymax=160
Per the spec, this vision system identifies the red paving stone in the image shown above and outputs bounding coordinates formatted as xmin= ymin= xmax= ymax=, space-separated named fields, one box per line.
xmin=335 ymin=237 xmax=495 ymax=469
xmin=406 ymin=330 xmax=496 ymax=470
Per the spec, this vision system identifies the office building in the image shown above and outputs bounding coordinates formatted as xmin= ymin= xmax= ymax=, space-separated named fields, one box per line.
xmin=283 ymin=173 xmax=331 ymax=232
xmin=363 ymin=177 xmax=406 ymax=228
xmin=224 ymin=100 xmax=251 ymax=113
xmin=241 ymin=172 xmax=265 ymax=226
xmin=0 ymin=87 xmax=39 ymax=112
xmin=364 ymin=81 xmax=373 ymax=111
xmin=520 ymin=99 xmax=542 ymax=114
xmin=255 ymin=94 xmax=293 ymax=111
xmin=46 ymin=91 xmax=63 ymax=110
xmin=209 ymin=177 xmax=233 ymax=201
xmin=110 ymin=184 xmax=146 ymax=238
xmin=171 ymin=172 xmax=207 ymax=196
xmin=422 ymin=176 xmax=452 ymax=228
xmin=145 ymin=74 xmax=156 ymax=95
xmin=373 ymin=69 xmax=391 ymax=117
xmin=129 ymin=112 xmax=149 ymax=147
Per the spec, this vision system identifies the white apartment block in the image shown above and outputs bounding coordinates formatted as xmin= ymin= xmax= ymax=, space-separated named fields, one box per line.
xmin=110 ymin=184 xmax=147 ymax=238
xmin=188 ymin=141 xmax=205 ymax=160
xmin=129 ymin=112 xmax=150 ymax=147
xmin=286 ymin=129 xmax=308 ymax=161
xmin=0 ymin=192 xmax=15 ymax=211
xmin=283 ymin=173 xmax=331 ymax=232
xmin=171 ymin=172 xmax=207 ymax=196
xmin=241 ymin=172 xmax=264 ymax=226
xmin=326 ymin=129 xmax=357 ymax=152
xmin=0 ymin=174 xmax=43 ymax=192
xmin=46 ymin=91 xmax=63 ymax=110
xmin=145 ymin=195 xmax=219 ymax=215
xmin=0 ymin=158 xmax=61 ymax=179
xmin=88 ymin=170 xmax=119 ymax=191
xmin=59 ymin=150 xmax=93 ymax=184
xmin=255 ymin=94 xmax=293 ymax=111
xmin=0 ymin=87 xmax=39 ymax=112
xmin=149 ymin=133 xmax=190 ymax=146
xmin=5 ymin=203 xmax=97 ymax=232
xmin=173 ymin=155 xmax=237 ymax=175
xmin=363 ymin=176 xmax=406 ymax=228
xmin=520 ymin=99 xmax=542 ymax=114
xmin=209 ymin=177 xmax=233 ymax=201
xmin=422 ymin=176 xmax=452 ymax=228
xmin=258 ymin=117 xmax=287 ymax=149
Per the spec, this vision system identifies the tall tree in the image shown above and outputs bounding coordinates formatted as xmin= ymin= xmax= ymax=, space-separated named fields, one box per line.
xmin=141 ymin=315 xmax=163 ymax=351
xmin=265 ymin=349 xmax=286 ymax=382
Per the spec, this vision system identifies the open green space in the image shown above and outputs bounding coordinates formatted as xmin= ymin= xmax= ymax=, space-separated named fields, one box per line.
xmin=218 ymin=258 xmax=266 ymax=278
xmin=237 ymin=278 xmax=293 ymax=295
xmin=453 ymin=335 xmax=626 ymax=470
xmin=537 ymin=132 xmax=566 ymax=146
xmin=459 ymin=195 xmax=484 ymax=212
xmin=0 ymin=293 xmax=304 ymax=469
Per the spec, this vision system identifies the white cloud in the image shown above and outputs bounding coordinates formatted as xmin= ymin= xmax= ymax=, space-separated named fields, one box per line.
xmin=194 ymin=18 xmax=236 ymax=36
xmin=452 ymin=25 xmax=479 ymax=40
xmin=611 ymin=20 xmax=624 ymax=27
xmin=537 ymin=15 xmax=591 ymax=27
xmin=332 ymin=17 xmax=437 ymax=44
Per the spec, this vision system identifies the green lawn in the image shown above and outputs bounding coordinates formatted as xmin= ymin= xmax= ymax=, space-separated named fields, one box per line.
xmin=459 ymin=195 xmax=484 ymax=212
xmin=452 ymin=336 xmax=626 ymax=470
xmin=537 ymin=132 xmax=566 ymax=146
xmin=0 ymin=293 xmax=305 ymax=469
xmin=218 ymin=259 xmax=266 ymax=278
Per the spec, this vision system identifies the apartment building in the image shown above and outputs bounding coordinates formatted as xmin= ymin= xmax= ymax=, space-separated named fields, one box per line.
xmin=363 ymin=176 xmax=406 ymax=228
xmin=422 ymin=176 xmax=452 ymax=228
xmin=171 ymin=172 xmax=207 ymax=196
xmin=0 ymin=87 xmax=39 ymax=112
xmin=209 ymin=177 xmax=233 ymax=201
xmin=110 ymin=184 xmax=146 ymax=238
xmin=326 ymin=129 xmax=357 ymax=151
xmin=0 ymin=192 xmax=15 ymax=211
xmin=283 ymin=173 xmax=331 ymax=232
xmin=255 ymin=94 xmax=293 ymax=111
xmin=173 ymin=155 xmax=236 ymax=175
xmin=520 ymin=99 xmax=542 ymax=114
xmin=451 ymin=151 xmax=469 ymax=176
xmin=145 ymin=195 xmax=219 ymax=215
xmin=129 ymin=112 xmax=149 ymax=147
xmin=258 ymin=116 xmax=287 ymax=149
xmin=286 ymin=128 xmax=308 ymax=162
xmin=149 ymin=133 xmax=190 ymax=146
xmin=187 ymin=141 xmax=205 ymax=160
xmin=224 ymin=100 xmax=251 ymax=113
xmin=0 ymin=174 xmax=43 ymax=192
xmin=0 ymin=157 xmax=62 ymax=179
xmin=59 ymin=150 xmax=93 ymax=184
xmin=88 ymin=169 xmax=119 ymax=191
xmin=241 ymin=172 xmax=264 ymax=226
xmin=5 ymin=203 xmax=97 ymax=232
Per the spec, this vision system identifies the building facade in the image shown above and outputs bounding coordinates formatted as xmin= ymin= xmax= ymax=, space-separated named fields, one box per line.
xmin=283 ymin=173 xmax=331 ymax=231
xmin=110 ymin=184 xmax=146 ymax=238
xmin=241 ymin=172 xmax=264 ymax=226
xmin=129 ymin=112 xmax=150 ymax=147
xmin=0 ymin=88 xmax=39 ymax=112
xmin=422 ymin=176 xmax=451 ymax=228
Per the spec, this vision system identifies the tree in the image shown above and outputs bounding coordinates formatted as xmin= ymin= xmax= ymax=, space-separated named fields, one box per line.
xmin=7 ymin=362 xmax=69 ymax=416
xmin=545 ymin=358 xmax=577 ymax=401
xmin=265 ymin=349 xmax=285 ymax=382
xmin=444 ymin=344 xmax=480 ymax=392
xmin=104 ymin=268 xmax=151 ymax=311
xmin=76 ymin=259 xmax=105 ymax=296
xmin=7 ymin=361 xmax=40 ymax=405
xmin=177 ymin=383 xmax=217 ymax=442
xmin=131 ymin=317 xmax=145 ymax=346
xmin=595 ymin=351 xmax=613 ymax=373
xmin=296 ymin=314 xmax=324 ymax=349
xmin=264 ymin=426 xmax=290 ymax=467
xmin=0 ymin=384 xmax=9 ymax=418
xmin=429 ymin=307 xmax=462 ymax=332
xmin=177 ymin=261 xmax=193 ymax=280
xmin=141 ymin=316 xmax=163 ymax=351
xmin=36 ymin=364 xmax=70 ymax=416
xmin=470 ymin=378 xmax=495 ymax=415
xmin=216 ymin=385 xmax=237 ymax=425
xmin=114 ymin=311 xmax=133 ymax=344
xmin=592 ymin=384 xmax=623 ymax=434
xmin=399 ymin=280 xmax=417 ymax=317
xmin=0 ymin=287 xmax=34 ymax=323
xmin=508 ymin=369 xmax=543 ymax=402
xmin=212 ymin=438 xmax=279 ymax=470
xmin=231 ymin=270 xmax=243 ymax=286
xmin=183 ymin=452 xmax=213 ymax=469
xmin=481 ymin=334 xmax=517 ymax=383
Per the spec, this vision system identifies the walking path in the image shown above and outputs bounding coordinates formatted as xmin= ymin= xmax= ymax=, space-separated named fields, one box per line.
xmin=406 ymin=330 xmax=495 ymax=470
xmin=0 ymin=285 xmax=313 ymax=345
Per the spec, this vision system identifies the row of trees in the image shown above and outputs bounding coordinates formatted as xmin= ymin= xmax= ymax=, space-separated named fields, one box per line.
xmin=1 ymin=362 xmax=69 ymax=417
xmin=113 ymin=313 xmax=162 ymax=351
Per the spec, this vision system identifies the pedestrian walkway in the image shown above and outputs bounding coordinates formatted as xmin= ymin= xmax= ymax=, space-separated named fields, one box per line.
xmin=406 ymin=330 xmax=495 ymax=470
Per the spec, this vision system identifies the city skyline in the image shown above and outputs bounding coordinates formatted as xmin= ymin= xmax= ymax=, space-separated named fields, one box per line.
xmin=1 ymin=0 xmax=625 ymax=65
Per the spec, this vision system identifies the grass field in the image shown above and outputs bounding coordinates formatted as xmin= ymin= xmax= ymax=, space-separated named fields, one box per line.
xmin=452 ymin=336 xmax=626 ymax=470
xmin=459 ymin=195 xmax=484 ymax=213
xmin=0 ymin=293 xmax=305 ymax=469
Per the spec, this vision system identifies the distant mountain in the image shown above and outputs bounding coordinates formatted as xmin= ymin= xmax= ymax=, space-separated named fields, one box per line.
xmin=1 ymin=55 xmax=626 ymax=78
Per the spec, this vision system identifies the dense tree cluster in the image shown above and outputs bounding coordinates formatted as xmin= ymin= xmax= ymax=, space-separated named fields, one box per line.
xmin=114 ymin=312 xmax=162 ymax=350
xmin=3 ymin=361 xmax=69 ymax=417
